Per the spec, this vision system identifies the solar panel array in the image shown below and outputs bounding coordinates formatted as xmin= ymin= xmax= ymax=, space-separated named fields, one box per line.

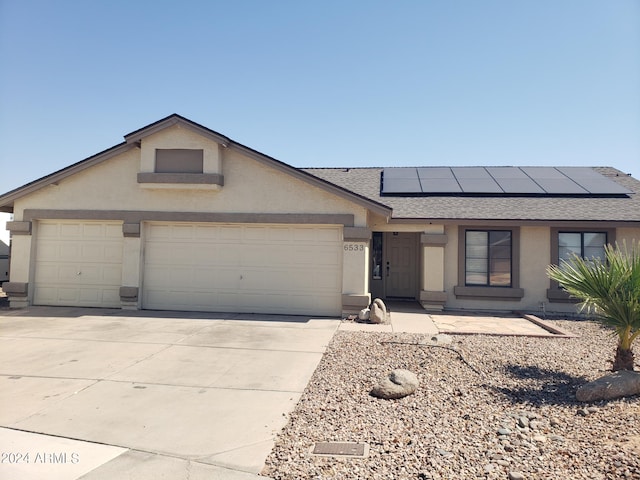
xmin=381 ymin=167 xmax=631 ymax=196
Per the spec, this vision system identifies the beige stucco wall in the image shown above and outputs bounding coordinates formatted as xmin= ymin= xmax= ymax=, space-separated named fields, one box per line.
xmin=12 ymin=126 xmax=368 ymax=226
xmin=442 ymin=225 xmax=640 ymax=315
xmin=616 ymin=227 xmax=640 ymax=247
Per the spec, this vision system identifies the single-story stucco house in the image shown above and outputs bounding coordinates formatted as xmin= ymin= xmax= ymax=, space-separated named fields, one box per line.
xmin=1 ymin=114 xmax=639 ymax=316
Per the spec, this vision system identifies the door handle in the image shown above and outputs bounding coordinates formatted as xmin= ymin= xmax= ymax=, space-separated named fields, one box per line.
xmin=386 ymin=262 xmax=390 ymax=277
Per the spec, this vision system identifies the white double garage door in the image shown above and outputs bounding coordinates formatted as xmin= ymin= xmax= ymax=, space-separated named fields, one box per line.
xmin=34 ymin=220 xmax=343 ymax=316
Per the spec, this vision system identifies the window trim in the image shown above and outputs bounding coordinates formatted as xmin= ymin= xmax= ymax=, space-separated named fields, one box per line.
xmin=454 ymin=226 xmax=523 ymax=300
xmin=547 ymin=227 xmax=614 ymax=302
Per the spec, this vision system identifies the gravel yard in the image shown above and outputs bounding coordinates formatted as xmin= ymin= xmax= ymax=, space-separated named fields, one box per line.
xmin=263 ymin=320 xmax=640 ymax=480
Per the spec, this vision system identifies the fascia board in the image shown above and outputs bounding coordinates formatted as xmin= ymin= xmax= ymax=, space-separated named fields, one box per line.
xmin=0 ymin=142 xmax=136 ymax=210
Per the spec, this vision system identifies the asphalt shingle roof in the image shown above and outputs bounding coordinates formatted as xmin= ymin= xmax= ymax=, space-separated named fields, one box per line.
xmin=303 ymin=166 xmax=640 ymax=223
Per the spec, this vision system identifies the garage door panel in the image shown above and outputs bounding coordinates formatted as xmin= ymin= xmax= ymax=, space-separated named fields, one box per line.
xmin=216 ymin=247 xmax=242 ymax=266
xmin=267 ymin=227 xmax=292 ymax=242
xmin=39 ymin=223 xmax=61 ymax=238
xmin=58 ymin=244 xmax=81 ymax=259
xmin=82 ymin=223 xmax=105 ymax=237
xmin=218 ymin=226 xmax=242 ymax=241
xmin=57 ymin=287 xmax=80 ymax=303
xmin=82 ymin=244 xmax=105 ymax=260
xmin=34 ymin=264 xmax=59 ymax=283
xmin=59 ymin=223 xmax=81 ymax=237
xmin=211 ymin=269 xmax=241 ymax=289
xmin=193 ymin=225 xmax=219 ymax=239
xmin=34 ymin=221 xmax=123 ymax=308
xmin=192 ymin=268 xmax=218 ymax=286
xmin=144 ymin=244 xmax=174 ymax=264
xmin=102 ymin=265 xmax=122 ymax=284
xmin=315 ymin=271 xmax=343 ymax=290
xmin=143 ymin=223 xmax=342 ymax=315
xmin=244 ymin=226 xmax=267 ymax=242
xmin=146 ymin=244 xmax=201 ymax=265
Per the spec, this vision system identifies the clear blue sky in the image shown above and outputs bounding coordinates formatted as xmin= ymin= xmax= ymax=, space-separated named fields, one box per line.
xmin=1 ymin=0 xmax=638 ymax=196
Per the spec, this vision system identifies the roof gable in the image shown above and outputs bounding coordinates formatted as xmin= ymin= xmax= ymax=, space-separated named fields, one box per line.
xmin=0 ymin=114 xmax=391 ymax=216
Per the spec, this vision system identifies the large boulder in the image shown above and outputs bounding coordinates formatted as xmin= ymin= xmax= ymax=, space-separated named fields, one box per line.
xmin=576 ymin=370 xmax=640 ymax=402
xmin=370 ymin=369 xmax=419 ymax=399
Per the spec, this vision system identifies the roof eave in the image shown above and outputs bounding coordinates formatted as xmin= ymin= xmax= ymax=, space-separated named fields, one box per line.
xmin=388 ymin=217 xmax=640 ymax=227
xmin=0 ymin=142 xmax=136 ymax=212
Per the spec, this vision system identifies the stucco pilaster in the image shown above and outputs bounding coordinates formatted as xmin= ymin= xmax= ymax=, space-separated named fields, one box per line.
xmin=5 ymin=234 xmax=32 ymax=307
xmin=341 ymin=237 xmax=371 ymax=314
xmin=420 ymin=226 xmax=448 ymax=310
xmin=121 ymin=236 xmax=142 ymax=309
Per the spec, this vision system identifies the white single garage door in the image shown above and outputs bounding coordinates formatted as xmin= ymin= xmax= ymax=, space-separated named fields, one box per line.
xmin=34 ymin=221 xmax=123 ymax=308
xmin=143 ymin=223 xmax=343 ymax=316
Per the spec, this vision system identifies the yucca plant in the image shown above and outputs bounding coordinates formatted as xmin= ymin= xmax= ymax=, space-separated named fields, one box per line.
xmin=547 ymin=241 xmax=640 ymax=371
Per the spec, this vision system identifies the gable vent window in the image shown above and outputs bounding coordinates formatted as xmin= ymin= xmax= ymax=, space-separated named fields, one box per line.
xmin=155 ymin=149 xmax=203 ymax=173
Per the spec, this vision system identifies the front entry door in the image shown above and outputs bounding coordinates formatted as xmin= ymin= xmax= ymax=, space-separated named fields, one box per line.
xmin=385 ymin=232 xmax=418 ymax=298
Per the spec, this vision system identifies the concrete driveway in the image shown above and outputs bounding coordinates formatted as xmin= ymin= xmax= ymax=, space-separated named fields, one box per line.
xmin=0 ymin=307 xmax=340 ymax=480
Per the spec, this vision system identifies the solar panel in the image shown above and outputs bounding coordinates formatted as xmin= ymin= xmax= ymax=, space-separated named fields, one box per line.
xmin=521 ymin=167 xmax=588 ymax=194
xmin=452 ymin=167 xmax=502 ymax=193
xmin=557 ymin=167 xmax=632 ymax=194
xmin=383 ymin=168 xmax=419 ymax=179
xmin=417 ymin=167 xmax=462 ymax=193
xmin=382 ymin=177 xmax=422 ymax=193
xmin=380 ymin=166 xmax=631 ymax=196
xmin=487 ymin=167 xmax=545 ymax=194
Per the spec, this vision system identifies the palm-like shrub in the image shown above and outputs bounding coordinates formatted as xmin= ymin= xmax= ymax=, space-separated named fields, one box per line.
xmin=547 ymin=241 xmax=640 ymax=371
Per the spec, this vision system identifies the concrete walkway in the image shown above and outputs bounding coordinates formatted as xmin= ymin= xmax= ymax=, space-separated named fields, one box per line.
xmin=338 ymin=302 xmax=569 ymax=337
xmin=0 ymin=307 xmax=340 ymax=480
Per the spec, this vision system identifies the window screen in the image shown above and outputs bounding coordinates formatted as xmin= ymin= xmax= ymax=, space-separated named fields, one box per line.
xmin=155 ymin=149 xmax=204 ymax=173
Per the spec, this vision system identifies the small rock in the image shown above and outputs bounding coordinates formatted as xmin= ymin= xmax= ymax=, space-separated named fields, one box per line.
xmin=518 ymin=416 xmax=529 ymax=428
xmin=436 ymin=448 xmax=454 ymax=458
xmin=370 ymin=369 xmax=418 ymax=399
xmin=549 ymin=417 xmax=561 ymax=427
xmin=508 ymin=473 xmax=525 ymax=480
xmin=498 ymin=428 xmax=512 ymax=436
xmin=430 ymin=333 xmax=453 ymax=345
xmin=532 ymin=435 xmax=547 ymax=443
xmin=577 ymin=408 xmax=589 ymax=416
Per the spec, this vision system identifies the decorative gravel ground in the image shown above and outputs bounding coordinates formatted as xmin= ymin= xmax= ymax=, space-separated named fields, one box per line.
xmin=263 ymin=320 xmax=640 ymax=480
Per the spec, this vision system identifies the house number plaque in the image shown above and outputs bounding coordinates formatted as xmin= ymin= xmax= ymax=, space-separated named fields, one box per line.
xmin=343 ymin=243 xmax=365 ymax=252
